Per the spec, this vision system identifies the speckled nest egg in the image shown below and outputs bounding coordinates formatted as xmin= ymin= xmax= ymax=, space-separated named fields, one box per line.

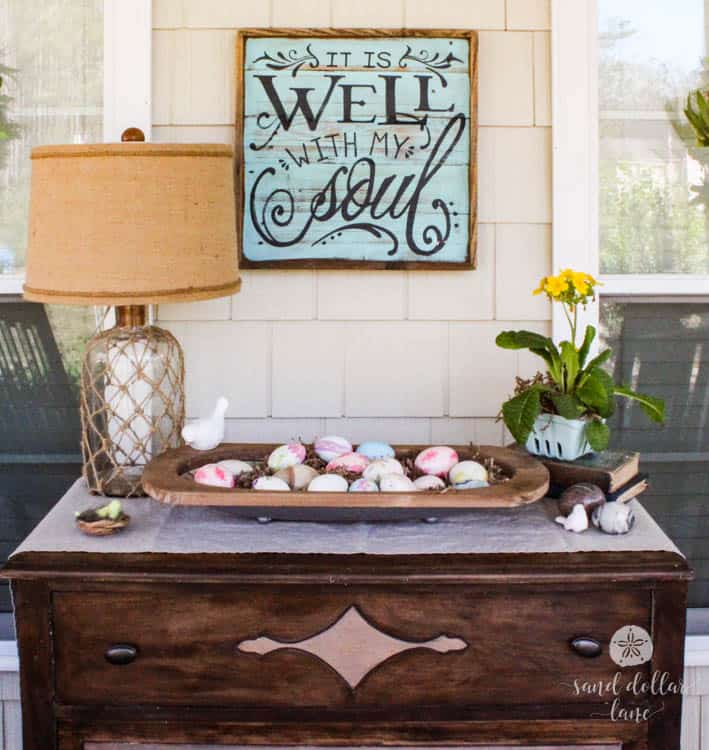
xmin=413 ymin=475 xmax=446 ymax=491
xmin=349 ymin=478 xmax=379 ymax=492
xmin=379 ymin=474 xmax=417 ymax=492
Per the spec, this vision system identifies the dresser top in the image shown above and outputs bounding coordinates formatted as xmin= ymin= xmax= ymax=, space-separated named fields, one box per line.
xmin=8 ymin=477 xmax=684 ymax=557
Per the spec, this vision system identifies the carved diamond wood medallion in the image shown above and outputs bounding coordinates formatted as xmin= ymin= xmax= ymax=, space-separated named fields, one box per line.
xmin=236 ymin=605 xmax=468 ymax=689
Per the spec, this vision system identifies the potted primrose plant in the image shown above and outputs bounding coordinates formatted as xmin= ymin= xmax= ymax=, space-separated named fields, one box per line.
xmin=495 ymin=270 xmax=665 ymax=460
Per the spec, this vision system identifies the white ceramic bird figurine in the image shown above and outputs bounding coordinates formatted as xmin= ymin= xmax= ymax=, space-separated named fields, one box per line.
xmin=555 ymin=503 xmax=589 ymax=533
xmin=181 ymin=397 xmax=228 ymax=451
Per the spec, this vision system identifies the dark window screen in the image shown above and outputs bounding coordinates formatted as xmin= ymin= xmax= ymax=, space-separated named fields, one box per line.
xmin=0 ymin=301 xmax=85 ymax=636
xmin=602 ymin=300 xmax=709 ymax=607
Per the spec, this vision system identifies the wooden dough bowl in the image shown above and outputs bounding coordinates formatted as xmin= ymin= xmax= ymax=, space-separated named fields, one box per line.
xmin=142 ymin=444 xmax=549 ymax=520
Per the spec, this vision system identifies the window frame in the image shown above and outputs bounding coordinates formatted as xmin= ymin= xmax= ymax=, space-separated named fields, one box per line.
xmin=552 ymin=0 xmax=709 ymax=664
xmin=0 ymin=0 xmax=152 ymax=666
xmin=0 ymin=0 xmax=152 ymax=295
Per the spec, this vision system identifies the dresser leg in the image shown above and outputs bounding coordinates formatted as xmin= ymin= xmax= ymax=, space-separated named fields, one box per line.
xmin=646 ymin=581 xmax=688 ymax=750
xmin=12 ymin=581 xmax=55 ymax=750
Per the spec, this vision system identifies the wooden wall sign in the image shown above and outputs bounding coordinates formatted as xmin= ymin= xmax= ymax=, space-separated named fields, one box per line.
xmin=236 ymin=29 xmax=478 ymax=269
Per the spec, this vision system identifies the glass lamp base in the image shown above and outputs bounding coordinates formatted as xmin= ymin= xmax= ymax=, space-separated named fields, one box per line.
xmin=80 ymin=321 xmax=185 ymax=497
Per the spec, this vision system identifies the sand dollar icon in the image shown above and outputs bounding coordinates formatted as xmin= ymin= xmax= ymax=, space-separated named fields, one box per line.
xmin=610 ymin=625 xmax=653 ymax=667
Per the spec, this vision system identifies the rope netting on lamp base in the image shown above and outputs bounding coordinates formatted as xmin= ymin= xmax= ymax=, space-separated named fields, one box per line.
xmin=80 ymin=308 xmax=185 ymax=497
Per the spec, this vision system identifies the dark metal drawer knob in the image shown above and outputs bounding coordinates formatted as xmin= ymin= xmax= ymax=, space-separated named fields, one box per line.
xmin=569 ymin=636 xmax=602 ymax=658
xmin=105 ymin=644 xmax=138 ymax=665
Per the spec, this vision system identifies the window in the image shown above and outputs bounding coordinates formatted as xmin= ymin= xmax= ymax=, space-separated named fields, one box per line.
xmin=0 ymin=0 xmax=104 ymax=638
xmin=597 ymin=0 xmax=709 ymax=614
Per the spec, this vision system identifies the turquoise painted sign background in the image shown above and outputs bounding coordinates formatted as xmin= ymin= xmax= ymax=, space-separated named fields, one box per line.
xmin=239 ymin=33 xmax=476 ymax=267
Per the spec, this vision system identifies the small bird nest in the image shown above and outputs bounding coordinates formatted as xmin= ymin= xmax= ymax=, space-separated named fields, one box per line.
xmin=75 ymin=508 xmax=131 ymax=536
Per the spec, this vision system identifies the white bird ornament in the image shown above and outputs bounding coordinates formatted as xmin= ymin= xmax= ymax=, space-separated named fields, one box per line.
xmin=555 ymin=503 xmax=589 ymax=533
xmin=181 ymin=396 xmax=228 ymax=451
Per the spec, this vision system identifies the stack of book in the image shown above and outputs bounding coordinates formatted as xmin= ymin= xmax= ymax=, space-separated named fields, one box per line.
xmin=540 ymin=450 xmax=648 ymax=503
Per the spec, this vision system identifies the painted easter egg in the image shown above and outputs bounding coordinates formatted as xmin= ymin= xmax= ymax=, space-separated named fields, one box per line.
xmin=379 ymin=473 xmax=417 ymax=492
xmin=357 ymin=441 xmax=395 ymax=460
xmin=314 ymin=435 xmax=352 ymax=462
xmin=349 ymin=478 xmax=379 ymax=492
xmin=267 ymin=443 xmax=306 ymax=471
xmin=449 ymin=460 xmax=488 ymax=489
xmin=253 ymin=476 xmax=290 ymax=491
xmin=193 ymin=463 xmax=234 ymax=488
xmin=275 ymin=464 xmax=320 ymax=490
xmin=414 ymin=446 xmax=459 ymax=477
xmin=363 ymin=458 xmax=404 ymax=483
xmin=216 ymin=459 xmax=253 ymax=477
xmin=326 ymin=452 xmax=370 ymax=474
xmin=307 ymin=474 xmax=349 ymax=492
xmin=413 ymin=475 xmax=446 ymax=491
xmin=592 ymin=502 xmax=635 ymax=535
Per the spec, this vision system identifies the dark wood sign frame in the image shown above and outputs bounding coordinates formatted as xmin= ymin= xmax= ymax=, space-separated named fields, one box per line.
xmin=235 ymin=28 xmax=478 ymax=270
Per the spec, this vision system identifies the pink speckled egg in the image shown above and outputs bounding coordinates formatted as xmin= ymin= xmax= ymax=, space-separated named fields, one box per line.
xmin=326 ymin=452 xmax=370 ymax=474
xmin=267 ymin=443 xmax=306 ymax=471
xmin=314 ymin=435 xmax=352 ymax=462
xmin=193 ymin=463 xmax=235 ymax=488
xmin=414 ymin=446 xmax=459 ymax=477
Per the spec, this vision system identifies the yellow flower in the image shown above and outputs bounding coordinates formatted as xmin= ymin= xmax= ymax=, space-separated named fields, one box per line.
xmin=570 ymin=271 xmax=592 ymax=295
xmin=545 ymin=275 xmax=567 ymax=298
xmin=532 ymin=276 xmax=547 ymax=296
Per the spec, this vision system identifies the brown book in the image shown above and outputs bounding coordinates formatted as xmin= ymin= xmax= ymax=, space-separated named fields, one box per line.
xmin=610 ymin=475 xmax=648 ymax=504
xmin=541 ymin=450 xmax=640 ymax=493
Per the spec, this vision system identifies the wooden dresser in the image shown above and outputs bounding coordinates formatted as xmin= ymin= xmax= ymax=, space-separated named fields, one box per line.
xmin=2 ymin=480 xmax=692 ymax=750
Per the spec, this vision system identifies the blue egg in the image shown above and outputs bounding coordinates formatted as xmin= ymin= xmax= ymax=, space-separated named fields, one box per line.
xmin=453 ymin=479 xmax=489 ymax=490
xmin=357 ymin=441 xmax=395 ymax=460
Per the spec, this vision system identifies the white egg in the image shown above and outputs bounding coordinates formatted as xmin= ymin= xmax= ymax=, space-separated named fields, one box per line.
xmin=307 ymin=474 xmax=349 ymax=492
xmin=252 ymin=476 xmax=290 ymax=491
xmin=216 ymin=459 xmax=253 ymax=476
xmin=379 ymin=473 xmax=417 ymax=492
xmin=413 ymin=475 xmax=446 ymax=491
xmin=363 ymin=458 xmax=404 ymax=483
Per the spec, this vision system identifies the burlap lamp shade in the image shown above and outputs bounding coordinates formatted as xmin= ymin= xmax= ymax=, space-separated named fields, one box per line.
xmin=23 ymin=131 xmax=240 ymax=497
xmin=24 ymin=141 xmax=240 ymax=304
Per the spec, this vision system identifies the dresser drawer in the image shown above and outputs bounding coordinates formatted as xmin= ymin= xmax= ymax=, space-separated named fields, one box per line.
xmin=53 ymin=585 xmax=651 ymax=708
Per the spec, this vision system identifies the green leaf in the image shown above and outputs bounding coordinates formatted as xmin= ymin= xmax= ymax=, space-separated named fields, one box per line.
xmin=550 ymin=392 xmax=585 ymax=419
xmin=496 ymin=330 xmax=554 ymax=351
xmin=585 ymin=420 xmax=610 ymax=451
xmin=614 ymin=385 xmax=665 ymax=423
xmin=581 ymin=348 xmax=612 ymax=375
xmin=496 ymin=330 xmax=562 ymax=383
xmin=577 ymin=370 xmax=610 ymax=413
xmin=589 ymin=367 xmax=616 ymax=418
xmin=560 ymin=341 xmax=580 ymax=391
xmin=577 ymin=325 xmax=596 ymax=368
xmin=501 ymin=387 xmax=543 ymax=445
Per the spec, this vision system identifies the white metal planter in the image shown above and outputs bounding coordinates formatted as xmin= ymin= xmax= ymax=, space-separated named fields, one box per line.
xmin=525 ymin=414 xmax=593 ymax=461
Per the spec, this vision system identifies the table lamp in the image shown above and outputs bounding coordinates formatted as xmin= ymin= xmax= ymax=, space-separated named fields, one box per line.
xmin=23 ymin=128 xmax=240 ymax=497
